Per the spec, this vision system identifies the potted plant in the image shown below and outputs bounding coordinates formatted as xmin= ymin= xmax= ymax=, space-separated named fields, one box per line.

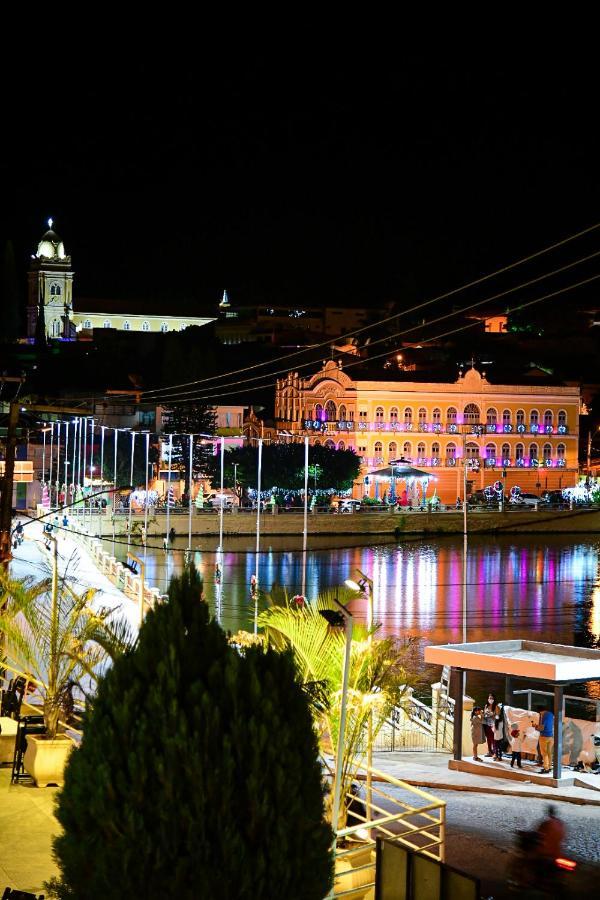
xmin=0 ymin=556 xmax=133 ymax=786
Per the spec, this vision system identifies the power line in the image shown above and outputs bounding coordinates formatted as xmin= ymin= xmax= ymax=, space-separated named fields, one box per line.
xmin=141 ymin=220 xmax=600 ymax=398
xmin=145 ymin=270 xmax=600 ymax=403
xmin=151 ymin=247 xmax=600 ymax=403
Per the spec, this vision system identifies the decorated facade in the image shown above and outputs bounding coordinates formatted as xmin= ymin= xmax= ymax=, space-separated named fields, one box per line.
xmin=275 ymin=361 xmax=581 ymax=503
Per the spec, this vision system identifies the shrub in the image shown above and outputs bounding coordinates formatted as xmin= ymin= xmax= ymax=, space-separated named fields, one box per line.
xmin=49 ymin=567 xmax=332 ymax=899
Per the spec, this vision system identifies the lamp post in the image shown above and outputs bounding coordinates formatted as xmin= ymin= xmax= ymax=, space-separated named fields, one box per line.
xmin=254 ymin=437 xmax=263 ymax=635
xmin=328 ymin=599 xmax=353 ymax=893
xmin=587 ymin=427 xmax=600 ymax=476
xmin=233 ymin=462 xmax=238 ymax=499
xmin=345 ymin=570 xmax=374 ymax=834
xmin=302 ymin=436 xmax=309 ymax=598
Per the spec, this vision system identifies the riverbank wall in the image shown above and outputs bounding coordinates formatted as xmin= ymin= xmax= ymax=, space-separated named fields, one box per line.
xmin=86 ymin=506 xmax=600 ymax=538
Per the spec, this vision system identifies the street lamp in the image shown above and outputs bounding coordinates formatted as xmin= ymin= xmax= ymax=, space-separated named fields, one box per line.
xmin=233 ymin=463 xmax=238 ymax=498
xmin=345 ymin=571 xmax=374 ymax=835
xmin=324 ymin=598 xmax=353 ymax=890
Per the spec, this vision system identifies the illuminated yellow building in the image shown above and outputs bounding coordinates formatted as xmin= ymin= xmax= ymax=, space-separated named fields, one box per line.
xmin=275 ymin=361 xmax=581 ymax=502
xmin=27 ymin=220 xmax=214 ymax=339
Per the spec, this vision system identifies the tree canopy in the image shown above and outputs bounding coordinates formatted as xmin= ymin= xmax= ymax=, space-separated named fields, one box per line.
xmin=161 ymin=402 xmax=216 ymax=493
xmin=205 ymin=443 xmax=361 ymax=494
xmin=49 ymin=567 xmax=332 ymax=899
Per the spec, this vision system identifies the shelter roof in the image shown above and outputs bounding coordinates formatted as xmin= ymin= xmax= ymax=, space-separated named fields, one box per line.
xmin=424 ymin=640 xmax=600 ymax=684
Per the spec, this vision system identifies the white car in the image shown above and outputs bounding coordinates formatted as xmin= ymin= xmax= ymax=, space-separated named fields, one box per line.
xmin=208 ymin=494 xmax=236 ymax=509
xmin=510 ymin=492 xmax=541 ymax=508
xmin=336 ymin=499 xmax=362 ymax=513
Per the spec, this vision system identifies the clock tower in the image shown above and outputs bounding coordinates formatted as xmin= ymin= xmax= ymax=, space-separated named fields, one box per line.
xmin=27 ymin=219 xmax=74 ymax=338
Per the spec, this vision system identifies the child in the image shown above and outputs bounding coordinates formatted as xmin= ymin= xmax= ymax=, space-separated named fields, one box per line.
xmin=510 ymin=722 xmax=523 ymax=769
xmin=470 ymin=706 xmax=485 ymax=762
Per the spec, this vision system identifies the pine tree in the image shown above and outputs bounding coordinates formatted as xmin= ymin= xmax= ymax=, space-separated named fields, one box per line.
xmin=50 ymin=567 xmax=332 ymax=900
xmin=161 ymin=402 xmax=217 ymax=496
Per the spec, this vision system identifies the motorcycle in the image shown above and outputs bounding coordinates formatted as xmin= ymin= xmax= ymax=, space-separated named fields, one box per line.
xmin=507 ymin=829 xmax=577 ymax=897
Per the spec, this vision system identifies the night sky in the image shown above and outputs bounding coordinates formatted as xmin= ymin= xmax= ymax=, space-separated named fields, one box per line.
xmin=3 ymin=58 xmax=600 ymax=315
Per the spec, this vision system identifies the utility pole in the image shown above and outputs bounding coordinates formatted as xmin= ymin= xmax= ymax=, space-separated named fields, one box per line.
xmin=0 ymin=395 xmax=23 ymax=564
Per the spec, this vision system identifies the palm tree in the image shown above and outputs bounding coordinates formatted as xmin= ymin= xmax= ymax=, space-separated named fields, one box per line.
xmin=0 ymin=567 xmax=134 ymax=739
xmin=258 ymin=588 xmax=417 ymax=826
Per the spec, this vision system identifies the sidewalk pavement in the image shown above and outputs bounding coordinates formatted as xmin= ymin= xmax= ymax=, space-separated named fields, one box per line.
xmin=10 ymin=522 xmax=140 ymax=634
xmin=0 ymin=768 xmax=59 ymax=894
xmin=373 ymin=751 xmax=600 ymax=806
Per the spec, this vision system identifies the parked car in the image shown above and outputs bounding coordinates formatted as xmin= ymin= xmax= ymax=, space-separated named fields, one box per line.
xmin=541 ymin=492 xmax=569 ymax=509
xmin=468 ymin=490 xmax=505 ymax=508
xmin=510 ymin=492 xmax=542 ymax=508
xmin=207 ymin=493 xmax=237 ymax=509
xmin=332 ymin=498 xmax=362 ymax=513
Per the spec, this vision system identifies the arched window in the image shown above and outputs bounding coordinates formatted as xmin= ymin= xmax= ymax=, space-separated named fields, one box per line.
xmin=515 ymin=443 xmax=524 ymax=461
xmin=502 ymin=409 xmax=511 ymax=425
xmin=447 ymin=406 xmax=457 ymax=423
xmin=338 ymin=440 xmax=345 ymax=450
xmin=418 ymin=407 xmax=427 ymax=423
xmin=486 ymin=442 xmax=496 ymax=458
xmin=325 ymin=400 xmax=336 ymax=421
xmin=83 ymin=319 xmax=92 ymax=329
xmin=417 ymin=442 xmax=426 ymax=457
xmin=558 ymin=410 xmax=567 ymax=427
xmin=388 ymin=441 xmax=397 ymax=457
xmin=487 ymin=408 xmax=498 ymax=424
xmin=404 ymin=407 xmax=413 ymax=422
xmin=529 ymin=442 xmax=538 ymax=460
xmin=543 ymin=443 xmax=552 ymax=461
xmin=375 ymin=406 xmax=384 ymax=422
xmin=314 ymin=403 xmax=323 ymax=421
xmin=432 ymin=442 xmax=440 ymax=457
xmin=516 ymin=409 xmax=525 ymax=426
xmin=389 ymin=407 xmax=398 ymax=422
xmin=501 ymin=443 xmax=510 ymax=460
xmin=142 ymin=320 xmax=150 ymax=332
xmin=103 ymin=319 xmax=112 ymax=329
xmin=374 ymin=441 xmax=383 ymax=459
xmin=464 ymin=403 xmax=480 ymax=423
xmin=338 ymin=404 xmax=347 ymax=421
xmin=544 ymin=410 xmax=553 ymax=427
xmin=557 ymin=443 xmax=566 ymax=459
xmin=403 ymin=441 xmax=411 ymax=456
xmin=123 ymin=320 xmax=131 ymax=331
xmin=530 ymin=409 xmax=539 ymax=426
xmin=50 ymin=282 xmax=61 ymax=297
xmin=445 ymin=442 xmax=456 ymax=458
xmin=432 ymin=408 xmax=441 ymax=422
xmin=51 ymin=318 xmax=61 ymax=337
xmin=160 ymin=322 xmax=169 ymax=333
xmin=466 ymin=442 xmax=480 ymax=458
xmin=325 ymin=439 xmax=335 ymax=450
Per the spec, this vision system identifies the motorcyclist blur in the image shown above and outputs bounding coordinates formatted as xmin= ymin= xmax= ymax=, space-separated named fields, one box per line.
xmin=507 ymin=804 xmax=573 ymax=895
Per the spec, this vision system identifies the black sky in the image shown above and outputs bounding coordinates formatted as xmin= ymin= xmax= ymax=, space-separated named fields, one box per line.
xmin=2 ymin=57 xmax=600 ymax=315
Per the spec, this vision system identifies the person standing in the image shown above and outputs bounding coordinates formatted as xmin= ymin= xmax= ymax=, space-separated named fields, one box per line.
xmin=509 ymin=722 xmax=523 ymax=769
xmin=483 ymin=693 xmax=497 ymax=757
xmin=470 ymin=706 xmax=485 ymax=761
xmin=493 ymin=702 xmax=507 ymax=761
xmin=535 ymin=704 xmax=554 ymax=774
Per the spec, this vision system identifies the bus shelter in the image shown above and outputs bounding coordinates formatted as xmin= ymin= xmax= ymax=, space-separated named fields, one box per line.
xmin=424 ymin=640 xmax=600 ymax=785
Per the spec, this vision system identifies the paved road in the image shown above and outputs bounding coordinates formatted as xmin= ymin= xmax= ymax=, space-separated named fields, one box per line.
xmin=433 ymin=789 xmax=600 ymax=897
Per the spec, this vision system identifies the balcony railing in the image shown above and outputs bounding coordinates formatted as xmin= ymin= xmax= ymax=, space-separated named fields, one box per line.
xmin=303 ymin=419 xmax=570 ymax=435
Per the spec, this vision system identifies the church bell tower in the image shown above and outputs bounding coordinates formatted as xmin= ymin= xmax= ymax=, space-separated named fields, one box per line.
xmin=27 ymin=219 xmax=74 ymax=338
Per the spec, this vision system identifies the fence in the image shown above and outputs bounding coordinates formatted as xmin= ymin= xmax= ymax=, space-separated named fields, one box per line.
xmin=372 ymin=693 xmax=454 ymax=753
xmin=332 ymin=762 xmax=446 ymax=899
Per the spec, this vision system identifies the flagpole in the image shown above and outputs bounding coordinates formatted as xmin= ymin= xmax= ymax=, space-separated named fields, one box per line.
xmin=166 ymin=432 xmax=173 ymax=544
xmin=127 ymin=431 xmax=136 ymax=547
xmin=302 ymin=435 xmax=309 ymax=598
xmin=113 ymin=428 xmax=119 ymax=551
xmin=254 ymin=437 xmax=263 ymax=635
xmin=187 ymin=434 xmax=194 ymax=552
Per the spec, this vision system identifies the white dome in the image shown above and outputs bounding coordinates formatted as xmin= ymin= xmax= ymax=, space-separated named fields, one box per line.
xmin=36 ymin=220 xmax=66 ymax=259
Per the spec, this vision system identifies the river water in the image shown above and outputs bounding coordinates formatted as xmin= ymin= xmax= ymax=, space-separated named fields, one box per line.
xmin=105 ymin=532 xmax=600 ymax=706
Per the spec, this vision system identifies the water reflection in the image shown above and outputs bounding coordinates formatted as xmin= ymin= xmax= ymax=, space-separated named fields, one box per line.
xmin=107 ymin=534 xmax=600 ymax=700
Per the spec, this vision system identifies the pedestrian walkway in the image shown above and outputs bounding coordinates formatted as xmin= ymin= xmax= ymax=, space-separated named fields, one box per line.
xmin=0 ymin=768 xmax=59 ymax=894
xmin=10 ymin=521 xmax=140 ymax=634
xmin=373 ymin=751 xmax=600 ymax=806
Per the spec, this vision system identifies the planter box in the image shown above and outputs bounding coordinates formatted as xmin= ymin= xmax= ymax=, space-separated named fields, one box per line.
xmin=23 ymin=733 xmax=74 ymax=787
xmin=0 ymin=716 xmax=18 ymax=765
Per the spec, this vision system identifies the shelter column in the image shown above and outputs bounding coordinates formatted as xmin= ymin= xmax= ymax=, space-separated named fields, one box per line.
xmin=553 ymin=685 xmax=564 ymax=780
xmin=505 ymin=676 xmax=515 ymax=707
xmin=450 ymin=667 xmax=464 ymax=761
